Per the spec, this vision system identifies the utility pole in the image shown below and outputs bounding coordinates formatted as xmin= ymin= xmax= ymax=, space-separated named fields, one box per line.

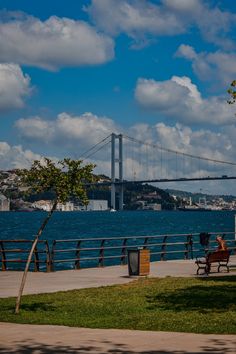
xmin=110 ymin=133 xmax=124 ymax=210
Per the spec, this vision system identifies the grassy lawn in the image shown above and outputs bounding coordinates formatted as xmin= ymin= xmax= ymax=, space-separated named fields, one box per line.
xmin=0 ymin=276 xmax=235 ymax=334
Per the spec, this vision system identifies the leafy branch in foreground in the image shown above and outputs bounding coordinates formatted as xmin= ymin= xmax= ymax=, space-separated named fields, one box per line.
xmin=227 ymin=80 xmax=236 ymax=104
xmin=15 ymin=158 xmax=95 ymax=314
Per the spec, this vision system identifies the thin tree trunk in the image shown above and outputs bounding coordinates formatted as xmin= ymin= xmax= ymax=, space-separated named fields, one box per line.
xmin=15 ymin=200 xmax=58 ymax=314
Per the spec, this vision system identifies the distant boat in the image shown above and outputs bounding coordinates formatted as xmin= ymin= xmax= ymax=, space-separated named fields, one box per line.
xmin=110 ymin=208 xmax=117 ymax=212
xmin=178 ymin=206 xmax=212 ymax=211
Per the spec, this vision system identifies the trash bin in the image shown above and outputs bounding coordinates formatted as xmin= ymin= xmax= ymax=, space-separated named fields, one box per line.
xmin=128 ymin=248 xmax=150 ymax=276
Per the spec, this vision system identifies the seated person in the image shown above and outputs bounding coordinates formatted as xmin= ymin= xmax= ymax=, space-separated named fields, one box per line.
xmin=215 ymin=236 xmax=227 ymax=251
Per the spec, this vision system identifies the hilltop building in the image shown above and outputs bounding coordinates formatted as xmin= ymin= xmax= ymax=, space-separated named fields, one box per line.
xmin=0 ymin=194 xmax=10 ymax=211
xmin=57 ymin=202 xmax=74 ymax=211
xmin=86 ymin=199 xmax=108 ymax=211
xmin=32 ymin=200 xmax=74 ymax=212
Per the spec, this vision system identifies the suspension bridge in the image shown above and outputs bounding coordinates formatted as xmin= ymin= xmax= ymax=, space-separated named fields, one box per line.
xmin=79 ymin=133 xmax=236 ymax=210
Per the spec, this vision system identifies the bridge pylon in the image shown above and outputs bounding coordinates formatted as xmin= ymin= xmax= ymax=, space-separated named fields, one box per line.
xmin=111 ymin=133 xmax=123 ymax=211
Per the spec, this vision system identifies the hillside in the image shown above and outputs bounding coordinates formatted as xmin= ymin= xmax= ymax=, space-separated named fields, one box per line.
xmin=0 ymin=170 xmax=177 ymax=210
xmin=165 ymin=189 xmax=236 ymax=203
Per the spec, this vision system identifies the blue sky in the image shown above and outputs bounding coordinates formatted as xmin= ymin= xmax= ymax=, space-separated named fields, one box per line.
xmin=1 ymin=0 xmax=236 ymax=194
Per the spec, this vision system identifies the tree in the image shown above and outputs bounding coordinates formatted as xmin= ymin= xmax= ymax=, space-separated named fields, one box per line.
xmin=227 ymin=80 xmax=236 ymax=104
xmin=15 ymin=158 xmax=95 ymax=314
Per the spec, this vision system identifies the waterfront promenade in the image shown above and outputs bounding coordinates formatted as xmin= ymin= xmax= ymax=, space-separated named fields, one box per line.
xmin=1 ymin=257 xmax=236 ymax=298
xmin=0 ymin=258 xmax=236 ymax=353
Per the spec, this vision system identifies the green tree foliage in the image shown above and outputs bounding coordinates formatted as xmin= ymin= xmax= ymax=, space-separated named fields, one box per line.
xmin=15 ymin=158 xmax=95 ymax=314
xmin=227 ymin=80 xmax=236 ymax=104
xmin=18 ymin=158 xmax=96 ymax=203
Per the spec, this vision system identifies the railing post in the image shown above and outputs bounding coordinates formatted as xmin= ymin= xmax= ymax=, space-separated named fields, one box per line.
xmin=185 ymin=234 xmax=193 ymax=260
xmin=121 ymin=238 xmax=127 ymax=265
xmin=75 ymin=240 xmax=81 ymax=269
xmin=99 ymin=240 xmax=105 ymax=267
xmin=161 ymin=236 xmax=168 ymax=261
xmin=50 ymin=240 xmax=56 ymax=272
xmin=0 ymin=241 xmax=6 ymax=271
xmin=33 ymin=245 xmax=40 ymax=272
xmin=143 ymin=237 xmax=149 ymax=249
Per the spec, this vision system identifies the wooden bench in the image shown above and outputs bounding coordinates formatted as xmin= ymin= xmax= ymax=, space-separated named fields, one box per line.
xmin=195 ymin=250 xmax=230 ymax=275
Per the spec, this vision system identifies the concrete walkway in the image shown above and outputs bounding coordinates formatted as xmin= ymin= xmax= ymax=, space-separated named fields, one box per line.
xmin=0 ymin=257 xmax=236 ymax=298
xmin=0 ymin=322 xmax=236 ymax=353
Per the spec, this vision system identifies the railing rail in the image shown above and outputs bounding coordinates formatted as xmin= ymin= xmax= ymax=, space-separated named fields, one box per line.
xmin=0 ymin=231 xmax=235 ymax=272
xmin=47 ymin=232 xmax=236 ymax=270
xmin=0 ymin=239 xmax=51 ymax=272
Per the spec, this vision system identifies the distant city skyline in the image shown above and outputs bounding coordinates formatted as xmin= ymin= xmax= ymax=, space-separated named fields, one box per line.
xmin=1 ymin=0 xmax=236 ymax=194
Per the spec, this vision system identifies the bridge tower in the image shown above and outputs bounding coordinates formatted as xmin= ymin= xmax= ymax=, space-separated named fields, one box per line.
xmin=111 ymin=133 xmax=124 ymax=211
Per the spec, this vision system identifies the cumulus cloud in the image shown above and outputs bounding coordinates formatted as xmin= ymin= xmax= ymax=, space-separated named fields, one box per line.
xmin=0 ymin=141 xmax=43 ymax=169
xmin=15 ymin=116 xmax=55 ymax=142
xmin=163 ymin=0 xmax=236 ymax=49
xmin=0 ymin=12 xmax=114 ymax=70
xmin=86 ymin=0 xmax=236 ymax=48
xmin=86 ymin=0 xmax=184 ymax=38
xmin=14 ymin=112 xmax=120 ymax=176
xmin=135 ymin=76 xmax=235 ymax=125
xmin=15 ymin=112 xmax=120 ymax=155
xmin=176 ymin=44 xmax=236 ymax=86
xmin=153 ymin=122 xmax=232 ymax=163
xmin=0 ymin=63 xmax=31 ymax=113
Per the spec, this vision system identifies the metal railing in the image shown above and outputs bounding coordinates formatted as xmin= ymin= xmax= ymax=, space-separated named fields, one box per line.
xmin=50 ymin=232 xmax=236 ymax=271
xmin=0 ymin=232 xmax=235 ymax=272
xmin=0 ymin=239 xmax=51 ymax=272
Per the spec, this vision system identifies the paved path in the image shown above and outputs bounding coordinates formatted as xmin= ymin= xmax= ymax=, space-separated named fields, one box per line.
xmin=0 ymin=322 xmax=236 ymax=353
xmin=1 ymin=257 xmax=236 ymax=298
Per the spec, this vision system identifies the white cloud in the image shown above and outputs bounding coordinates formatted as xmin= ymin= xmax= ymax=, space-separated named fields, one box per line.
xmin=56 ymin=112 xmax=118 ymax=142
xmin=176 ymin=44 xmax=236 ymax=86
xmin=15 ymin=112 xmax=120 ymax=177
xmin=0 ymin=141 xmax=43 ymax=169
xmin=176 ymin=44 xmax=197 ymax=60
xmin=15 ymin=112 xmax=120 ymax=156
xmin=153 ymin=122 xmax=232 ymax=162
xmin=164 ymin=0 xmax=236 ymax=49
xmin=86 ymin=0 xmax=185 ymax=38
xmin=162 ymin=0 xmax=201 ymax=12
xmin=0 ymin=63 xmax=31 ymax=113
xmin=87 ymin=0 xmax=236 ymax=48
xmin=135 ymin=76 xmax=236 ymax=125
xmin=15 ymin=117 xmax=55 ymax=142
xmin=0 ymin=12 xmax=114 ymax=70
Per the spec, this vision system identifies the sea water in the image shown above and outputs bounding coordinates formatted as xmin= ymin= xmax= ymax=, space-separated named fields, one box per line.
xmin=0 ymin=210 xmax=235 ymax=270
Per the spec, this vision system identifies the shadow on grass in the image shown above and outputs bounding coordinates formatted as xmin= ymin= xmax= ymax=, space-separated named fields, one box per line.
xmin=20 ymin=302 xmax=57 ymax=312
xmin=0 ymin=301 xmax=56 ymax=314
xmin=146 ymin=279 xmax=236 ymax=312
xmin=199 ymin=276 xmax=236 ymax=282
xmin=0 ymin=337 xmax=235 ymax=353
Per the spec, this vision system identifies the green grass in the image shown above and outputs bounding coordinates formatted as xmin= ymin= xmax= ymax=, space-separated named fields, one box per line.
xmin=0 ymin=276 xmax=236 ymax=334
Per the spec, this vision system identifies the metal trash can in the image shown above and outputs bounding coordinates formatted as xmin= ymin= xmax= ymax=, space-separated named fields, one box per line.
xmin=128 ymin=248 xmax=150 ymax=276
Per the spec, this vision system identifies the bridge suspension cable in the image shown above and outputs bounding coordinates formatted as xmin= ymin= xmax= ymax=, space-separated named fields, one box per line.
xmin=79 ymin=134 xmax=111 ymax=160
xmin=75 ymin=132 xmax=236 ymax=194
xmin=123 ymin=134 xmax=236 ymax=166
